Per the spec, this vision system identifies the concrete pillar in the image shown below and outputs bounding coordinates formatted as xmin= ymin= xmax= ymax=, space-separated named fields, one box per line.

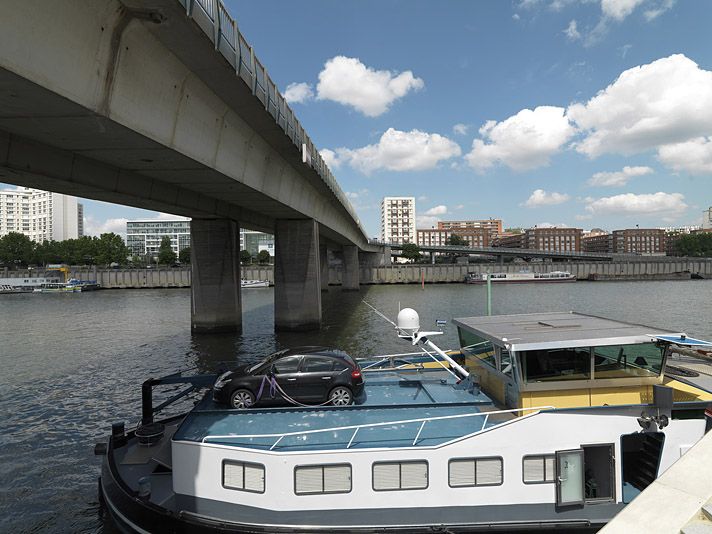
xmin=190 ymin=219 xmax=242 ymax=334
xmin=274 ymin=219 xmax=321 ymax=331
xmin=342 ymin=245 xmax=360 ymax=291
xmin=320 ymin=245 xmax=329 ymax=291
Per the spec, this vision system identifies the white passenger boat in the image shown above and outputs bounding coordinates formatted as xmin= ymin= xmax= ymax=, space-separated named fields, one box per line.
xmin=241 ymin=279 xmax=270 ymax=288
xmin=97 ymin=309 xmax=712 ymax=533
xmin=465 ymin=271 xmax=576 ymax=284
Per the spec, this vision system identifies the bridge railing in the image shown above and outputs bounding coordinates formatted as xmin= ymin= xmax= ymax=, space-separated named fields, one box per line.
xmin=181 ymin=0 xmax=366 ymax=240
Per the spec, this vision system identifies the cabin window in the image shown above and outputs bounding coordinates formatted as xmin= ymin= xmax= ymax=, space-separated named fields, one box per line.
xmin=294 ymin=464 xmax=351 ymax=495
xmin=373 ymin=461 xmax=428 ymax=491
xmin=448 ymin=457 xmax=503 ymax=487
xmin=522 ymin=455 xmax=555 ymax=484
xmin=500 ymin=348 xmax=514 ymax=377
xmin=522 ymin=347 xmax=591 ymax=382
xmin=222 ymin=460 xmax=265 ymax=493
xmin=592 ymin=343 xmax=664 ymax=379
xmin=458 ymin=330 xmax=496 ymax=369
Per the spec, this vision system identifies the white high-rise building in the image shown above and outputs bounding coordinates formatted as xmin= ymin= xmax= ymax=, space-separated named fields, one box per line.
xmin=703 ymin=207 xmax=712 ymax=230
xmin=0 ymin=186 xmax=83 ymax=241
xmin=381 ymin=197 xmax=416 ymax=244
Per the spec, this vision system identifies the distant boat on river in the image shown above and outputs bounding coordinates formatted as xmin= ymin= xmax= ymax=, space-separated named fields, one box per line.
xmin=465 ymin=271 xmax=576 ymax=284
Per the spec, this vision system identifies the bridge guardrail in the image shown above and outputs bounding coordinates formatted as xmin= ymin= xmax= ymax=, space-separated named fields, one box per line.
xmin=183 ymin=0 xmax=366 ymax=240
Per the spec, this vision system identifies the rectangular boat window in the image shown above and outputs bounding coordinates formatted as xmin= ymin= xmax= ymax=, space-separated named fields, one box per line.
xmin=223 ymin=460 xmax=265 ymax=493
xmin=592 ymin=343 xmax=663 ymax=379
xmin=458 ymin=330 xmax=496 ymax=369
xmin=500 ymin=348 xmax=514 ymax=377
xmin=522 ymin=347 xmax=591 ymax=382
xmin=523 ymin=455 xmax=555 ymax=484
xmin=449 ymin=457 xmax=503 ymax=487
xmin=295 ymin=464 xmax=351 ymax=495
xmin=373 ymin=461 xmax=428 ymax=491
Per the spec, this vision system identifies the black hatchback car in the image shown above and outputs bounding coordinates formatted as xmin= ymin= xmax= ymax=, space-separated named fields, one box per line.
xmin=213 ymin=347 xmax=365 ymax=409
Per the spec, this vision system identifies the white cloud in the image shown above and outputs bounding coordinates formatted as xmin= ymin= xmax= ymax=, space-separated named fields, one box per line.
xmin=453 ymin=123 xmax=469 ymax=135
xmin=454 ymin=204 xmax=465 ymax=210
xmin=523 ymin=189 xmax=571 ymax=208
xmin=425 ymin=205 xmax=448 ymax=216
xmin=416 ymin=215 xmax=441 ymax=228
xmin=84 ymin=216 xmax=128 ymax=237
xmin=657 ymin=137 xmax=712 ymax=175
xmin=568 ymin=54 xmax=712 ymax=158
xmin=283 ymin=82 xmax=314 ymax=104
xmin=588 ymin=165 xmax=654 ymax=187
xmin=316 ymin=56 xmax=424 ymax=117
xmin=584 ymin=192 xmax=687 ymax=216
xmin=564 ymin=20 xmax=581 ymax=40
xmin=327 ymin=128 xmax=461 ymax=174
xmin=417 ymin=195 xmax=428 ymax=202
xmin=601 ymin=0 xmax=645 ymax=21
xmin=535 ymin=222 xmax=570 ymax=228
xmin=465 ymin=106 xmax=575 ymax=172
xmin=575 ymin=214 xmax=594 ymax=221
xmin=345 ymin=189 xmax=369 ymax=200
xmin=643 ymin=0 xmax=675 ymax=20
xmin=320 ymin=148 xmax=340 ymax=169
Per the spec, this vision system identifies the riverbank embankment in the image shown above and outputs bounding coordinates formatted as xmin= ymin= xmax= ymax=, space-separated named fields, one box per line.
xmin=2 ymin=258 xmax=711 ymax=288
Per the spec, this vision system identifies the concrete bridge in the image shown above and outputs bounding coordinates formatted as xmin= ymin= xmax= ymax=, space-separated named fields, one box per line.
xmin=382 ymin=242 xmax=615 ymax=262
xmin=0 ymin=0 xmax=385 ymax=331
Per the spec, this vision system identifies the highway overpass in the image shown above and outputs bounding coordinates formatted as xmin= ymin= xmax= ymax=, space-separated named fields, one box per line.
xmin=0 ymin=0 xmax=385 ymax=331
xmin=381 ymin=242 xmax=615 ymax=261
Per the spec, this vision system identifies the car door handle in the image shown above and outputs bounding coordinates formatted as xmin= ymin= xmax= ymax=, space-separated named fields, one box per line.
xmin=321 ymin=376 xmax=331 ymax=380
xmin=287 ymin=378 xmax=297 ymax=381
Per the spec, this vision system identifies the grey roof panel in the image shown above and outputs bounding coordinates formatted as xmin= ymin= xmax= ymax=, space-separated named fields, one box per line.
xmin=452 ymin=312 xmax=682 ymax=350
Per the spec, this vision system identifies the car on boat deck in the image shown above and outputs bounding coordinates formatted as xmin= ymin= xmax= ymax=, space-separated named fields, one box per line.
xmin=213 ymin=347 xmax=365 ymax=408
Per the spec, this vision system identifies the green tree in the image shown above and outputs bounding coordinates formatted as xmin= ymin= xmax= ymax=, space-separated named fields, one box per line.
xmin=447 ymin=234 xmax=468 ymax=246
xmin=0 ymin=232 xmax=34 ymax=267
xmin=95 ymin=233 xmax=129 ymax=266
xmin=157 ymin=236 xmax=177 ymax=265
xmin=401 ymin=243 xmax=421 ymax=262
xmin=504 ymin=227 xmax=524 ymax=234
xmin=32 ymin=240 xmax=63 ymax=266
xmin=178 ymin=247 xmax=191 ymax=264
xmin=240 ymin=249 xmax=252 ymax=264
xmin=257 ymin=250 xmax=271 ymax=264
xmin=674 ymin=233 xmax=712 ymax=257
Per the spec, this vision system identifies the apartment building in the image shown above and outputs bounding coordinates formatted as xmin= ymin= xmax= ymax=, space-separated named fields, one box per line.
xmin=0 ymin=186 xmax=83 ymax=242
xmin=582 ymin=229 xmax=666 ymax=255
xmin=495 ymin=227 xmax=582 ymax=252
xmin=381 ymin=197 xmax=416 ymax=244
xmin=437 ymin=219 xmax=502 ymax=241
xmin=126 ymin=219 xmax=191 ymax=257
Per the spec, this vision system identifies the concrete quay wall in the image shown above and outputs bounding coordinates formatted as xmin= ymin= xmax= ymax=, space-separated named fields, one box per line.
xmin=2 ymin=259 xmax=711 ymax=288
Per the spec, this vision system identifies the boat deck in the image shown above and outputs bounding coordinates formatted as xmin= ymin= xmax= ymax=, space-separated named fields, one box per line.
xmin=173 ymin=369 xmax=512 ymax=451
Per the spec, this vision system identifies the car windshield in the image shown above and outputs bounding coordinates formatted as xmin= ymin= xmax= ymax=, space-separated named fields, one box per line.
xmin=246 ymin=349 xmax=289 ymax=374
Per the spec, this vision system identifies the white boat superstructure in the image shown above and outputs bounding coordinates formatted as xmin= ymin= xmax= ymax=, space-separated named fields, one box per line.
xmin=241 ymin=279 xmax=269 ymax=288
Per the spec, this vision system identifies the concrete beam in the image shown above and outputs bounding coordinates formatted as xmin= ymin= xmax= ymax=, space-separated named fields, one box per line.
xmin=274 ymin=219 xmax=321 ymax=331
xmin=190 ymin=219 xmax=241 ymax=333
xmin=342 ymin=245 xmax=359 ymax=291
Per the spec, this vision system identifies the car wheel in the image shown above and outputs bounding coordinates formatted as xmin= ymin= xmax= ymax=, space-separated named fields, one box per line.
xmin=230 ymin=389 xmax=255 ymax=409
xmin=328 ymin=386 xmax=353 ymax=406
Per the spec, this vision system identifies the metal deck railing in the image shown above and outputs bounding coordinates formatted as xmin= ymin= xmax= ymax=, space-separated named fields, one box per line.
xmin=201 ymin=406 xmax=553 ymax=450
xmin=183 ymin=0 xmax=368 ymax=241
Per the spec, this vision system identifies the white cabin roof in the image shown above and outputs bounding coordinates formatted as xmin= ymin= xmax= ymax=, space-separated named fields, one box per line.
xmin=453 ymin=311 xmax=683 ymax=352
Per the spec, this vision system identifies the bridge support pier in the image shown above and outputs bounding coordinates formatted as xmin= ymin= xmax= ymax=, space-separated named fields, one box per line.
xmin=274 ymin=219 xmax=322 ymax=331
xmin=320 ymin=245 xmax=329 ymax=291
xmin=190 ymin=219 xmax=242 ymax=333
xmin=342 ymin=246 xmax=360 ymax=291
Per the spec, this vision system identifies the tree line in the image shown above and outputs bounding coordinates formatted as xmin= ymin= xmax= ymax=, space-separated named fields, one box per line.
xmin=0 ymin=232 xmax=192 ymax=268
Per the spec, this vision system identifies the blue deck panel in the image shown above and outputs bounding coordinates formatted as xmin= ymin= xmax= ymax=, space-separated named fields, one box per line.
xmin=174 ymin=370 xmax=500 ymax=451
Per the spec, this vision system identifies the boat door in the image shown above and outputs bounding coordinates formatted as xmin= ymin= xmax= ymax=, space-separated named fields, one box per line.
xmin=555 ymin=449 xmax=585 ymax=507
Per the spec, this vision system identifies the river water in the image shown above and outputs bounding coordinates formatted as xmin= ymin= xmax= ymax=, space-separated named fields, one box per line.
xmin=1 ymin=281 xmax=711 ymax=532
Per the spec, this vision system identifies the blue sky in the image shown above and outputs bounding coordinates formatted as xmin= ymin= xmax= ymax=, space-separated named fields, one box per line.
xmin=5 ymin=0 xmax=712 ymax=237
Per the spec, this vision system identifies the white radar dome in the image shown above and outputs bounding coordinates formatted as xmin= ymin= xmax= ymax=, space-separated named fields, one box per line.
xmin=396 ymin=308 xmax=420 ymax=335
